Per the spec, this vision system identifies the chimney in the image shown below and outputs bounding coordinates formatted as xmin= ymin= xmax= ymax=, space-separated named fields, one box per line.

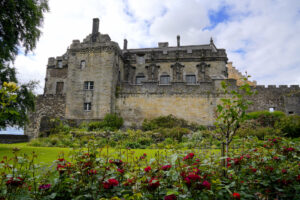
xmin=177 ymin=35 xmax=180 ymax=47
xmin=123 ymin=39 xmax=128 ymax=50
xmin=92 ymin=18 xmax=99 ymax=34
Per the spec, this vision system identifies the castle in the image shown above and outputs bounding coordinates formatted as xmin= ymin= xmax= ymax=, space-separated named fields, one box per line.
xmin=25 ymin=18 xmax=300 ymax=138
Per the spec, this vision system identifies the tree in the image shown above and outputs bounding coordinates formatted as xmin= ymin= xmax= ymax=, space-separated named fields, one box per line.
xmin=214 ymin=77 xmax=254 ymax=173
xmin=0 ymin=0 xmax=49 ymax=129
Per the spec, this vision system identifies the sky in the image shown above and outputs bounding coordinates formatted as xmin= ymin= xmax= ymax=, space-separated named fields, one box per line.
xmin=13 ymin=0 xmax=300 ymax=94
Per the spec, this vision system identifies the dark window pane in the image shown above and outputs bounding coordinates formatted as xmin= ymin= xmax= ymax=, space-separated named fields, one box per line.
xmin=160 ymin=75 xmax=170 ymax=84
xmin=136 ymin=76 xmax=145 ymax=84
xmin=56 ymin=82 xmax=64 ymax=94
xmin=186 ymin=75 xmax=196 ymax=84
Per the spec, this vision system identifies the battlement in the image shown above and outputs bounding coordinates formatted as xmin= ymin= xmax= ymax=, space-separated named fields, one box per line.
xmin=255 ymin=85 xmax=300 ymax=89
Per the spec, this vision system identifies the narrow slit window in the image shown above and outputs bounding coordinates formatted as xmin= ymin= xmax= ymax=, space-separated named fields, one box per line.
xmin=269 ymin=107 xmax=275 ymax=112
xmin=80 ymin=60 xmax=86 ymax=69
xmin=84 ymin=103 xmax=92 ymax=111
xmin=56 ymin=82 xmax=64 ymax=94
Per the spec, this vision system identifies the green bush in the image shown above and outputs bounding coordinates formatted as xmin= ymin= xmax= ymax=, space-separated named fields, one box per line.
xmin=103 ymin=113 xmax=124 ymax=129
xmin=275 ymin=115 xmax=300 ymax=138
xmin=124 ymin=141 xmax=141 ymax=149
xmin=88 ymin=114 xmax=123 ymax=131
xmin=87 ymin=121 xmax=106 ymax=131
xmin=142 ymin=115 xmax=189 ymax=130
xmin=246 ymin=110 xmax=285 ymax=127
xmin=237 ymin=126 xmax=281 ymax=140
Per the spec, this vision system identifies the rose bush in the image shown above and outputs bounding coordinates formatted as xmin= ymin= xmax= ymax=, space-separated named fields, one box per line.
xmin=0 ymin=137 xmax=299 ymax=199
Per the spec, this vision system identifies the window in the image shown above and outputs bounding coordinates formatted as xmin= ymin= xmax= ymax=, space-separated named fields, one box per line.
xmin=160 ymin=75 xmax=170 ymax=84
xmin=84 ymin=103 xmax=92 ymax=111
xmin=136 ymin=76 xmax=145 ymax=84
xmin=288 ymin=111 xmax=294 ymax=115
xmin=80 ymin=60 xmax=86 ymax=69
xmin=269 ymin=107 xmax=275 ymax=112
xmin=56 ymin=82 xmax=64 ymax=94
xmin=186 ymin=75 xmax=196 ymax=84
xmin=136 ymin=55 xmax=145 ymax=64
xmin=84 ymin=81 xmax=94 ymax=90
xmin=57 ymin=60 xmax=62 ymax=68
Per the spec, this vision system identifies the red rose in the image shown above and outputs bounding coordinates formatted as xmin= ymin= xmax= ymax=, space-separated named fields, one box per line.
xmin=144 ymin=166 xmax=151 ymax=172
xmin=251 ymin=168 xmax=257 ymax=173
xmin=233 ymin=192 xmax=240 ymax=199
xmin=57 ymin=158 xmax=65 ymax=162
xmin=117 ymin=168 xmax=125 ymax=174
xmin=187 ymin=173 xmax=201 ymax=181
xmin=164 ymin=194 xmax=177 ymax=200
xmin=202 ymin=180 xmax=211 ymax=190
xmin=282 ymin=169 xmax=287 ymax=174
xmin=148 ymin=178 xmax=160 ymax=190
xmin=162 ymin=165 xmax=172 ymax=171
xmin=108 ymin=178 xmax=119 ymax=186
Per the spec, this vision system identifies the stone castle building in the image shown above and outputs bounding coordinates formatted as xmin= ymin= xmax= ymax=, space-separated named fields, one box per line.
xmin=25 ymin=18 xmax=300 ymax=138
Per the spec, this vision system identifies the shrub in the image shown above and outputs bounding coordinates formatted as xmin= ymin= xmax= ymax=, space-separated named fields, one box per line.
xmin=87 ymin=121 xmax=106 ymax=131
xmin=246 ymin=110 xmax=285 ymax=127
xmin=237 ymin=126 xmax=281 ymax=140
xmin=142 ymin=115 xmax=189 ymax=130
xmin=275 ymin=115 xmax=300 ymax=138
xmin=103 ymin=113 xmax=124 ymax=129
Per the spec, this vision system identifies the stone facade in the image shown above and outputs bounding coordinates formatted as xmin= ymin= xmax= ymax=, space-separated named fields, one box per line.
xmin=25 ymin=18 xmax=300 ymax=138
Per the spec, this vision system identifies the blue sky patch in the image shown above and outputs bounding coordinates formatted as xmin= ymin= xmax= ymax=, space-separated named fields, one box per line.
xmin=204 ymin=6 xmax=231 ymax=30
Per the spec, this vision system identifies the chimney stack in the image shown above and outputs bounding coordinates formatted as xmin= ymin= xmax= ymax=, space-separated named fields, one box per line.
xmin=92 ymin=18 xmax=99 ymax=34
xmin=123 ymin=39 xmax=128 ymax=50
xmin=177 ymin=35 xmax=180 ymax=47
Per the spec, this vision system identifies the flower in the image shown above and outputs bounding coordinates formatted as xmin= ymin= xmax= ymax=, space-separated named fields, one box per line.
xmin=162 ymin=165 xmax=172 ymax=171
xmin=187 ymin=173 xmax=201 ymax=181
xmin=117 ymin=168 xmax=125 ymax=174
xmin=87 ymin=169 xmax=97 ymax=175
xmin=39 ymin=184 xmax=51 ymax=191
xmin=57 ymin=158 xmax=65 ymax=162
xmin=144 ymin=166 xmax=151 ymax=172
xmin=6 ymin=177 xmax=24 ymax=187
xmin=233 ymin=192 xmax=240 ymax=199
xmin=282 ymin=169 xmax=287 ymax=174
xmin=273 ymin=156 xmax=280 ymax=160
xmin=148 ymin=178 xmax=160 ymax=190
xmin=103 ymin=178 xmax=119 ymax=189
xmin=164 ymin=194 xmax=177 ymax=200
xmin=183 ymin=153 xmax=195 ymax=161
xmin=202 ymin=180 xmax=211 ymax=190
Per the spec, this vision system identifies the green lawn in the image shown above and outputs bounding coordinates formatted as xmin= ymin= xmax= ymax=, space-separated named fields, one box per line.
xmin=0 ymin=143 xmax=220 ymax=165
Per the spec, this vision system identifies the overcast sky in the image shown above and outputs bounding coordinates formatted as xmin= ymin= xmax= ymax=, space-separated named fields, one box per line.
xmin=14 ymin=0 xmax=300 ymax=94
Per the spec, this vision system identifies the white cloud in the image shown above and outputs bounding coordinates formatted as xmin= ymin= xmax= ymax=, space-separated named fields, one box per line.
xmin=13 ymin=0 xmax=300 ymax=94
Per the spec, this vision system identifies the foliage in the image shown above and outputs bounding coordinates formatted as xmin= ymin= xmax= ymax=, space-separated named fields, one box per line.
xmin=1 ymin=137 xmax=299 ymax=199
xmin=0 ymin=0 xmax=49 ymax=129
xmin=214 ymin=78 xmax=254 ymax=172
xmin=0 ymin=82 xmax=18 ymax=128
xmin=275 ymin=115 xmax=300 ymax=138
xmin=88 ymin=114 xmax=124 ymax=131
xmin=246 ymin=110 xmax=286 ymax=127
xmin=142 ymin=115 xmax=189 ymax=131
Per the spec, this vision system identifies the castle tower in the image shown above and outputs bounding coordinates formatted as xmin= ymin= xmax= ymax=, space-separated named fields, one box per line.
xmin=65 ymin=18 xmax=122 ymax=120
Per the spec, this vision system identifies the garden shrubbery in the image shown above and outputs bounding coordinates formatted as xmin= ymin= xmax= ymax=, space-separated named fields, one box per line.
xmin=1 ymin=137 xmax=299 ymax=200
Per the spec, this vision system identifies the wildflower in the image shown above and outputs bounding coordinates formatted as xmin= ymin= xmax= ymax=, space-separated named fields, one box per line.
xmin=148 ymin=178 xmax=160 ymax=190
xmin=39 ymin=184 xmax=51 ymax=191
xmin=233 ymin=192 xmax=241 ymax=199
xmin=164 ymin=194 xmax=177 ymax=200
xmin=161 ymin=165 xmax=172 ymax=171
xmin=144 ymin=166 xmax=151 ymax=172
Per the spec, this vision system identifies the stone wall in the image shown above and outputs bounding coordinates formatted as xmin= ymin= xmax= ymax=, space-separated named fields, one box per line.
xmin=0 ymin=135 xmax=29 ymax=144
xmin=25 ymin=95 xmax=66 ymax=138
xmin=248 ymin=85 xmax=300 ymax=115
